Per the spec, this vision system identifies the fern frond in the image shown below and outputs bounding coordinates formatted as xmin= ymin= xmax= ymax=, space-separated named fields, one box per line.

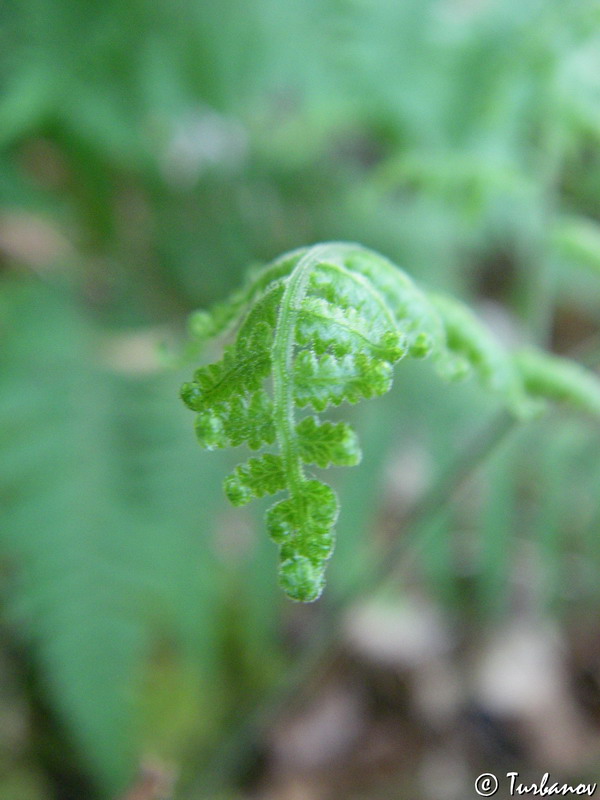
xmin=514 ymin=348 xmax=600 ymax=416
xmin=181 ymin=242 xmax=600 ymax=601
xmin=429 ymin=292 xmax=535 ymax=417
xmin=552 ymin=215 xmax=600 ymax=276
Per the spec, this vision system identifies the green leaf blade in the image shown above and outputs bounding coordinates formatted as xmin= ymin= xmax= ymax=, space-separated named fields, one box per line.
xmin=296 ymin=416 xmax=362 ymax=468
xmin=293 ymin=351 xmax=394 ymax=411
xmin=224 ymin=454 xmax=287 ymax=506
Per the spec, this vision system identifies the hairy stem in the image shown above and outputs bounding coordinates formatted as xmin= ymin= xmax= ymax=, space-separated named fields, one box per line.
xmin=271 ymin=245 xmax=335 ymax=494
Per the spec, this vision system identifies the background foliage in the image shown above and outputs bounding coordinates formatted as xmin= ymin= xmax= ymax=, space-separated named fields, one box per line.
xmin=2 ymin=1 xmax=600 ymax=798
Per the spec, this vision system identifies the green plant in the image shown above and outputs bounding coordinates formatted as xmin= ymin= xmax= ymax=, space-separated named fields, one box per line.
xmin=180 ymin=242 xmax=600 ymax=603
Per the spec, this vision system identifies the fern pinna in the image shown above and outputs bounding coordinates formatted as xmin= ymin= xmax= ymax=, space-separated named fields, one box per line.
xmin=181 ymin=243 xmax=600 ymax=602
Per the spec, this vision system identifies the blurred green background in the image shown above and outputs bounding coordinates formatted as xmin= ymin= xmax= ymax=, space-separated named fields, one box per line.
xmin=3 ymin=1 xmax=600 ymax=798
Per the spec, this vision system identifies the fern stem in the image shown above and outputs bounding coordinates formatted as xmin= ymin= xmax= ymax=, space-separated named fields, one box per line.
xmin=271 ymin=245 xmax=333 ymax=493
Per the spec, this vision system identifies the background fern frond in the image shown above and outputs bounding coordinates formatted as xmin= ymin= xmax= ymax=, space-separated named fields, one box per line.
xmin=0 ymin=281 xmax=238 ymax=795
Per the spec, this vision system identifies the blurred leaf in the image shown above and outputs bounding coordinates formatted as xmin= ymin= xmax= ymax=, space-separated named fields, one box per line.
xmin=0 ymin=278 xmax=230 ymax=795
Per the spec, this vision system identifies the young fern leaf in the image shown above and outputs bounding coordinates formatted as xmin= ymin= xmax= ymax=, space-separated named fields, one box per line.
xmin=514 ymin=348 xmax=600 ymax=416
xmin=180 ymin=243 xmax=600 ymax=602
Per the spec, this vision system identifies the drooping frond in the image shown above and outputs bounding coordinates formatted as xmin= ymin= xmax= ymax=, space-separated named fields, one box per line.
xmin=181 ymin=242 xmax=600 ymax=601
xmin=514 ymin=348 xmax=600 ymax=416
